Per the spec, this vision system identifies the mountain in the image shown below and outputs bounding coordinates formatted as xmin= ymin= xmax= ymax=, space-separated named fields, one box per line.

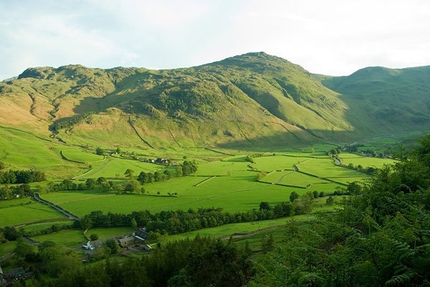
xmin=321 ymin=66 xmax=430 ymax=132
xmin=0 ymin=52 xmax=429 ymax=150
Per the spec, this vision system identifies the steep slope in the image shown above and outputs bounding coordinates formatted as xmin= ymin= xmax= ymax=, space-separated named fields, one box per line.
xmin=0 ymin=52 xmax=356 ymax=149
xmin=1 ymin=52 xmax=429 ymax=151
xmin=322 ymin=66 xmax=430 ymax=133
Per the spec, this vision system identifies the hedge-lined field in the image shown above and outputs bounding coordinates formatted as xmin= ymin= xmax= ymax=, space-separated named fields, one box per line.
xmin=0 ymin=200 xmax=66 ymax=227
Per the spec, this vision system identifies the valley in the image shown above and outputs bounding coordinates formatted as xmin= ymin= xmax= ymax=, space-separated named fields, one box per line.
xmin=1 ymin=52 xmax=429 ymax=286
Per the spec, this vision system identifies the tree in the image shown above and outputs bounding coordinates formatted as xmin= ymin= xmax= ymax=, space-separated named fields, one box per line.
xmin=137 ymin=171 xmax=148 ymax=184
xmin=89 ymin=234 xmax=99 ymax=241
xmin=325 ymin=196 xmax=334 ymax=206
xmin=96 ymin=147 xmax=104 ymax=155
xmin=124 ymin=180 xmax=139 ymax=193
xmin=0 ymin=161 xmax=5 ymax=170
xmin=346 ymin=181 xmax=363 ymax=195
xmin=3 ymin=226 xmax=19 ymax=241
xmin=154 ymin=171 xmax=162 ymax=182
xmin=80 ymin=215 xmax=93 ymax=230
xmin=163 ymin=169 xmax=172 ymax=180
xmin=130 ymin=218 xmax=138 ymax=229
xmin=124 ymin=168 xmax=134 ymax=179
xmin=104 ymin=239 xmax=119 ymax=255
xmin=175 ymin=166 xmax=183 ymax=177
xmin=289 ymin=191 xmax=299 ymax=203
xmin=313 ymin=190 xmax=319 ymax=198
xmin=261 ymin=233 xmax=274 ymax=253
xmin=259 ymin=201 xmax=271 ymax=211
xmin=85 ymin=178 xmax=96 ymax=189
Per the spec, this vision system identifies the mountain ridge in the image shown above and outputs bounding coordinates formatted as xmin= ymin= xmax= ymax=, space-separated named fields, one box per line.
xmin=1 ymin=52 xmax=429 ymax=149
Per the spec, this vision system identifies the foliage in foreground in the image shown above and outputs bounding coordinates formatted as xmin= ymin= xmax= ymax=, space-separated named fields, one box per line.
xmin=250 ymin=135 xmax=430 ymax=286
xmin=21 ymin=236 xmax=254 ymax=287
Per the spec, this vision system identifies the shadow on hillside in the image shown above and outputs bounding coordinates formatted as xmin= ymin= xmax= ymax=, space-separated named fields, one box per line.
xmin=215 ymin=128 xmax=387 ymax=151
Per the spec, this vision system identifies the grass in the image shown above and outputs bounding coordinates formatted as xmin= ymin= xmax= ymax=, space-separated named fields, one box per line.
xmin=76 ymin=157 xmax=162 ymax=179
xmin=37 ymin=152 xmax=395 ymax=217
xmin=32 ymin=229 xmax=87 ymax=248
xmin=59 ymin=146 xmax=104 ymax=163
xmin=22 ymin=221 xmax=74 ymax=233
xmin=0 ymin=200 xmax=66 ymax=227
xmin=0 ymin=241 xmax=16 ymax=257
xmin=85 ymin=227 xmax=135 ymax=239
xmin=160 ymin=213 xmax=316 ymax=244
xmin=339 ymin=153 xmax=396 ymax=168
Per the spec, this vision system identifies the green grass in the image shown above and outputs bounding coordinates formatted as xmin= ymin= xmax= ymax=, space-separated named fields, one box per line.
xmin=0 ymin=241 xmax=16 ymax=257
xmin=85 ymin=227 xmax=135 ymax=239
xmin=22 ymin=221 xmax=74 ymax=233
xmin=0 ymin=126 xmax=80 ymax=178
xmin=161 ymin=213 xmax=316 ymax=244
xmin=32 ymin=229 xmax=87 ymax=248
xmin=38 ymin=152 xmax=371 ymax=217
xmin=76 ymin=157 xmax=161 ymax=179
xmin=59 ymin=146 xmax=104 ymax=163
xmin=253 ymin=154 xmax=313 ymax=171
xmin=0 ymin=200 xmax=66 ymax=227
xmin=0 ymin=198 xmax=33 ymax=208
xmin=339 ymin=153 xmax=396 ymax=168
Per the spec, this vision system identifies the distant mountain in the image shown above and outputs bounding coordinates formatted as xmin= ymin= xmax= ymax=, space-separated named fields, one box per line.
xmin=0 ymin=52 xmax=429 ymax=149
xmin=322 ymin=65 xmax=430 ymax=132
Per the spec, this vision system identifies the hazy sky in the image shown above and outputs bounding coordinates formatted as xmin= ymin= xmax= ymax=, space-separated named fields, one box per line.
xmin=1 ymin=0 xmax=430 ymax=80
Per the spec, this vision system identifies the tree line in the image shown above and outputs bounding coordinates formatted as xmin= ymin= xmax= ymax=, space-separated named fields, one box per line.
xmin=0 ymin=169 xmax=46 ymax=184
xmin=73 ymin=191 xmax=318 ymax=235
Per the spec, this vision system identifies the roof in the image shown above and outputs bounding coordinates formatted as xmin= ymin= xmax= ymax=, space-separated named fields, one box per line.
xmin=90 ymin=240 xmax=103 ymax=248
xmin=3 ymin=267 xmax=25 ymax=278
xmin=135 ymin=230 xmax=148 ymax=240
xmin=118 ymin=236 xmax=135 ymax=244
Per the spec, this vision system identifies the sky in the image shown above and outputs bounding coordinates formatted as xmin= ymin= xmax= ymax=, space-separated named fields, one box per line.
xmin=1 ymin=0 xmax=430 ymax=80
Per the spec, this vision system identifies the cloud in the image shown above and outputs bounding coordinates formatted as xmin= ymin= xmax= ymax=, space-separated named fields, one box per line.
xmin=1 ymin=0 xmax=430 ymax=79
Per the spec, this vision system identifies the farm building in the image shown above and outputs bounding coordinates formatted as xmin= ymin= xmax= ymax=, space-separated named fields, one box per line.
xmin=134 ymin=229 xmax=148 ymax=241
xmin=118 ymin=236 xmax=136 ymax=248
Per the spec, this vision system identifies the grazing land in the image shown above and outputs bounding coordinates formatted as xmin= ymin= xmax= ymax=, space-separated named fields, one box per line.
xmin=38 ymin=152 xmax=393 ymax=218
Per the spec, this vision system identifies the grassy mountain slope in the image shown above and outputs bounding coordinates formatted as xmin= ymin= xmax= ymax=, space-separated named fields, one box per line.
xmin=0 ymin=52 xmax=429 ymax=153
xmin=321 ymin=66 xmax=430 ymax=133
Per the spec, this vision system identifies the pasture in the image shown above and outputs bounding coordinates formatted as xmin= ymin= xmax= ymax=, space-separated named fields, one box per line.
xmin=32 ymin=229 xmax=87 ymax=248
xmin=0 ymin=199 xmax=66 ymax=227
xmin=38 ymin=153 xmax=395 ymax=217
xmin=1 ymin=149 xmax=396 ymax=250
xmin=75 ymin=157 xmax=163 ymax=179
xmin=85 ymin=227 xmax=135 ymax=239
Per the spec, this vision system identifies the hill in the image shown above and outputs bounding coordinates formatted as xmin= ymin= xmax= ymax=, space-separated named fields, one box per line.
xmin=0 ymin=52 xmax=429 ymax=152
xmin=321 ymin=65 xmax=430 ymax=132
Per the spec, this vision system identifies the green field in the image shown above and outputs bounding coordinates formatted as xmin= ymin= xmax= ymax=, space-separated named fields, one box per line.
xmin=75 ymin=157 xmax=162 ymax=179
xmin=22 ymin=221 xmax=74 ymax=233
xmin=32 ymin=229 xmax=87 ymax=248
xmin=162 ymin=214 xmax=316 ymax=243
xmin=339 ymin=153 xmax=396 ymax=168
xmin=1 ymin=148 xmax=397 ymax=251
xmin=85 ymin=227 xmax=135 ymax=239
xmin=0 ymin=199 xmax=66 ymax=227
xmin=35 ymin=153 xmax=395 ymax=218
